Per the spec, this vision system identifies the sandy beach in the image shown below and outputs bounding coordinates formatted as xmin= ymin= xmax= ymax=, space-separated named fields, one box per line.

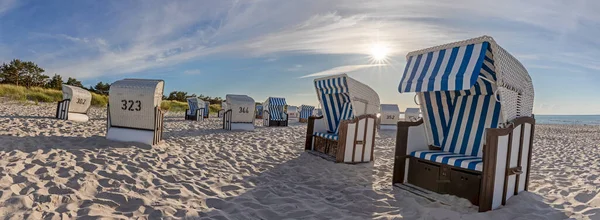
xmin=0 ymin=102 xmax=598 ymax=219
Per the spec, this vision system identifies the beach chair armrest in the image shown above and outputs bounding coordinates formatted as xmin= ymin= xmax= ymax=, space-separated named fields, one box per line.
xmin=393 ymin=119 xmax=429 ymax=184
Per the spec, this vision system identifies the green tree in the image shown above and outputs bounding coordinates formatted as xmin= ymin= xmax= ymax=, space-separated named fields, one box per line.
xmin=65 ymin=77 xmax=84 ymax=88
xmin=46 ymin=74 xmax=63 ymax=90
xmin=91 ymin=81 xmax=110 ymax=95
xmin=166 ymin=91 xmax=188 ymax=102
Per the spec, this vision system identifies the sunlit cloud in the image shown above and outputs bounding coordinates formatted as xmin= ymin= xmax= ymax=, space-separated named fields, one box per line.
xmin=300 ymin=64 xmax=386 ymax=78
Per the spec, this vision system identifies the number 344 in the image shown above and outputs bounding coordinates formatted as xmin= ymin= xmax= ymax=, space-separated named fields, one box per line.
xmin=121 ymin=100 xmax=141 ymax=111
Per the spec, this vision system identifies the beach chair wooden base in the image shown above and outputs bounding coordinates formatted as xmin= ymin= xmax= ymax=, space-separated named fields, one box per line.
xmin=305 ymin=115 xmax=377 ymax=163
xmin=392 ymin=117 xmax=536 ymax=212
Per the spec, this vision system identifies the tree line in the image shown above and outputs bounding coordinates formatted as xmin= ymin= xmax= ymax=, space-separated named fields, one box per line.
xmin=0 ymin=59 xmax=222 ymax=103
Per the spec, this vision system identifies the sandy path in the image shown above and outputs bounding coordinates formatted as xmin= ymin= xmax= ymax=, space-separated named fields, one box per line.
xmin=0 ymin=102 xmax=596 ymax=219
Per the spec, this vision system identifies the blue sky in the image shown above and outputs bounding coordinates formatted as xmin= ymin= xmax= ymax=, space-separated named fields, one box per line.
xmin=0 ymin=0 xmax=598 ymax=115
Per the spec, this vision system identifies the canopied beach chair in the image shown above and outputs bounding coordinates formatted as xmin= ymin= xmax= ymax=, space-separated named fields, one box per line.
xmin=56 ymin=85 xmax=92 ymax=122
xmin=255 ymin=104 xmax=263 ymax=119
xmin=380 ymin=104 xmax=400 ymax=130
xmin=223 ymin=94 xmax=256 ymax=131
xmin=218 ymin=101 xmax=227 ymax=118
xmin=299 ymin=105 xmax=315 ymax=123
xmin=392 ymin=36 xmax=535 ymax=212
xmin=263 ymin=97 xmax=288 ymax=127
xmin=403 ymin=108 xmax=421 ymax=122
xmin=288 ymin=106 xmax=299 ymax=122
xmin=305 ymin=74 xmax=380 ymax=163
xmin=106 ymin=79 xmax=165 ymax=145
xmin=185 ymin=97 xmax=209 ymax=121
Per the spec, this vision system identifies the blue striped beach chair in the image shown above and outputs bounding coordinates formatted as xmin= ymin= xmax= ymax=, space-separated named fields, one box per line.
xmin=263 ymin=97 xmax=288 ymax=127
xmin=222 ymin=94 xmax=256 ymax=131
xmin=392 ymin=36 xmax=536 ymax=212
xmin=255 ymin=104 xmax=263 ymax=119
xmin=305 ymin=74 xmax=380 ymax=163
xmin=299 ymin=105 xmax=315 ymax=123
xmin=185 ymin=97 xmax=208 ymax=121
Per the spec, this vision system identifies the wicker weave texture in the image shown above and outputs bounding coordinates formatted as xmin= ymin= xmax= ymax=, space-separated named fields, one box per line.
xmin=108 ymin=79 xmax=164 ymax=130
xmin=347 ymin=76 xmax=380 ymax=116
xmin=225 ymin=94 xmax=255 ymax=123
xmin=62 ymin=85 xmax=91 ymax=114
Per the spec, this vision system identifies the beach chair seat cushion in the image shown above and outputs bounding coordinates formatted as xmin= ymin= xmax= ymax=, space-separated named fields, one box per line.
xmin=410 ymin=150 xmax=483 ymax=171
xmin=313 ymin=132 xmax=339 ymax=141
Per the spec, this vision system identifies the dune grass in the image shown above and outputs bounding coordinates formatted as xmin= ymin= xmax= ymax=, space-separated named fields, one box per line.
xmin=0 ymin=84 xmax=220 ymax=113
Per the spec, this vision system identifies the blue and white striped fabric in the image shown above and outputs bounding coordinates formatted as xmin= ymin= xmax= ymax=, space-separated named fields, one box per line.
xmin=313 ymin=132 xmax=339 ymax=141
xmin=187 ymin=99 xmax=198 ymax=114
xmin=399 ymin=41 xmax=502 ymax=160
xmin=399 ymin=42 xmax=493 ymax=93
xmin=314 ymin=76 xmax=353 ymax=133
xmin=299 ymin=105 xmax=315 ymax=119
xmin=267 ymin=97 xmax=287 ymax=121
xmin=411 ymin=150 xmax=483 ymax=171
xmin=256 ymin=105 xmax=263 ymax=117
xmin=334 ymin=102 xmax=353 ymax=133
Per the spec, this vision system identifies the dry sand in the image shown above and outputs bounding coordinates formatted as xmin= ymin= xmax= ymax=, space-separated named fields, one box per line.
xmin=0 ymin=102 xmax=597 ymax=219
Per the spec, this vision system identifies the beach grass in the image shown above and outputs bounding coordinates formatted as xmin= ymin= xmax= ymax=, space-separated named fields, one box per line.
xmin=0 ymin=84 xmax=221 ymax=113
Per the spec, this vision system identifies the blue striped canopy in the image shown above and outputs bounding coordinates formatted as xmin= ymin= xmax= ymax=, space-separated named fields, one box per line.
xmin=256 ymin=105 xmax=263 ymax=117
xmin=299 ymin=105 xmax=315 ymax=119
xmin=314 ymin=76 xmax=353 ymax=133
xmin=399 ymin=41 xmax=502 ymax=157
xmin=399 ymin=42 xmax=494 ymax=93
xmin=267 ymin=97 xmax=287 ymax=106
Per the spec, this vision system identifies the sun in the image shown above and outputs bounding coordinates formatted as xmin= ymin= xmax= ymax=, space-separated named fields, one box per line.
xmin=369 ymin=43 xmax=390 ymax=62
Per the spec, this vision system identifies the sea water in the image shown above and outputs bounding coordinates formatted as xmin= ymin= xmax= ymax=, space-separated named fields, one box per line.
xmin=535 ymin=115 xmax=600 ymax=125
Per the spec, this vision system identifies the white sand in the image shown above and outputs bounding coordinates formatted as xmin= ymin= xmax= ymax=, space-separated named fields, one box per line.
xmin=0 ymin=102 xmax=597 ymax=219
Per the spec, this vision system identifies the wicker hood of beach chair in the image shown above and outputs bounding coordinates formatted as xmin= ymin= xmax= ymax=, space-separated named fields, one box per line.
xmin=380 ymin=104 xmax=400 ymax=129
xmin=185 ymin=97 xmax=208 ymax=121
xmin=393 ymin=35 xmax=535 ymax=212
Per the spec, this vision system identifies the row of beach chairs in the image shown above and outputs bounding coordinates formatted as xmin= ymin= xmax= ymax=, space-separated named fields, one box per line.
xmin=52 ymin=35 xmax=535 ymax=213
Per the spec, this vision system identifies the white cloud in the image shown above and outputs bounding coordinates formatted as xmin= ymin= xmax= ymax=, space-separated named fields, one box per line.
xmin=183 ymin=69 xmax=201 ymax=75
xmin=287 ymin=64 xmax=303 ymax=71
xmin=300 ymin=64 xmax=385 ymax=78
xmin=0 ymin=0 xmax=16 ymax=16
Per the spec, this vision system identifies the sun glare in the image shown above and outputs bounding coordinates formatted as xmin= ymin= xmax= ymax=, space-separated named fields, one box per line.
xmin=369 ymin=43 xmax=390 ymax=63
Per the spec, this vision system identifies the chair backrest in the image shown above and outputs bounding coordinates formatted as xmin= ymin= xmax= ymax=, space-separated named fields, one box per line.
xmin=334 ymin=102 xmax=353 ymax=134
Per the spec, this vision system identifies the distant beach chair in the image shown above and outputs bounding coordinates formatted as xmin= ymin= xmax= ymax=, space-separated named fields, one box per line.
xmin=218 ymin=101 xmax=227 ymax=118
xmin=393 ymin=36 xmax=536 ymax=212
xmin=106 ymin=79 xmax=165 ymax=145
xmin=299 ymin=105 xmax=315 ymax=123
xmin=380 ymin=104 xmax=400 ymax=130
xmin=305 ymin=74 xmax=380 ymax=163
xmin=56 ymin=85 xmax=92 ymax=122
xmin=403 ymin=108 xmax=421 ymax=122
xmin=287 ymin=106 xmax=299 ymax=122
xmin=255 ymin=104 xmax=263 ymax=119
xmin=185 ymin=97 xmax=208 ymax=121
xmin=222 ymin=94 xmax=256 ymax=131
xmin=263 ymin=97 xmax=288 ymax=127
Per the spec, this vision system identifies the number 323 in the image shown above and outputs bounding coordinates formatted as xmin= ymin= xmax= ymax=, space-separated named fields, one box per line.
xmin=121 ymin=100 xmax=141 ymax=111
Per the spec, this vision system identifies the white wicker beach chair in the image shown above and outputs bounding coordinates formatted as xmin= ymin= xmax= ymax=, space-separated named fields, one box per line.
xmin=218 ymin=101 xmax=227 ymax=118
xmin=380 ymin=104 xmax=400 ymax=130
xmin=56 ymin=85 xmax=92 ymax=122
xmin=305 ymin=74 xmax=380 ymax=163
xmin=404 ymin=108 xmax=421 ymax=122
xmin=106 ymin=79 xmax=165 ymax=145
xmin=299 ymin=105 xmax=315 ymax=123
xmin=263 ymin=97 xmax=288 ymax=127
xmin=185 ymin=97 xmax=208 ymax=121
xmin=222 ymin=94 xmax=255 ymax=131
xmin=287 ymin=106 xmax=299 ymax=122
xmin=393 ymin=36 xmax=535 ymax=212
